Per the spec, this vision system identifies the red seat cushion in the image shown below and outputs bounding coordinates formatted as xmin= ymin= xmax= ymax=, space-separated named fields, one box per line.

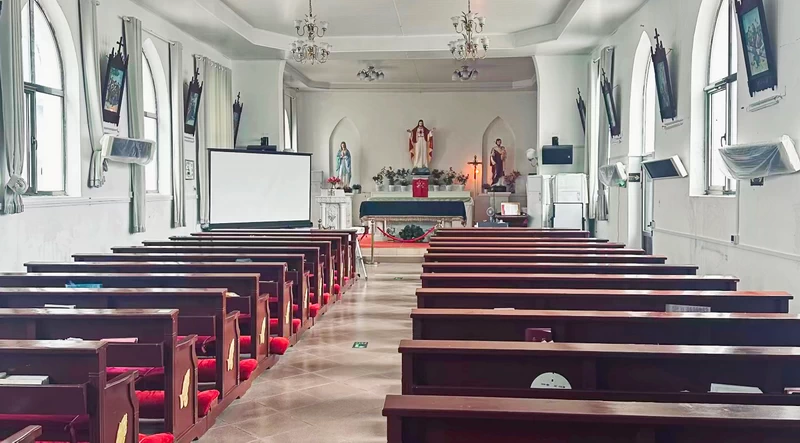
xmin=334 ymin=284 xmax=341 ymax=295
xmin=344 ymin=276 xmax=349 ymax=284
xmin=310 ymin=292 xmax=317 ymax=303
xmin=107 ymin=366 xmax=164 ymax=381
xmin=198 ymin=390 xmax=219 ymax=417
xmin=309 ymin=303 xmax=321 ymax=318
xmin=240 ymin=335 xmax=252 ymax=354
xmin=239 ymin=359 xmax=258 ymax=381
xmin=268 ymin=318 xmax=302 ymax=333
xmin=139 ymin=434 xmax=174 ymax=443
xmin=136 ymin=391 xmax=168 ymax=419
xmin=323 ymin=293 xmax=331 ymax=304
xmin=197 ymin=358 xmax=259 ymax=382
xmin=269 ymin=337 xmax=290 ymax=355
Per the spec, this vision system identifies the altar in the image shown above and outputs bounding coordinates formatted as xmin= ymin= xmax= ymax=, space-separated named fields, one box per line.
xmin=360 ymin=191 xmax=474 ymax=241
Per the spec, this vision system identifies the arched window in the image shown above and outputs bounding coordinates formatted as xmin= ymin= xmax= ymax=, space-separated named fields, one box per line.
xmin=142 ymin=53 xmax=158 ymax=192
xmin=705 ymin=0 xmax=738 ymax=194
xmin=21 ymin=0 xmax=65 ymax=194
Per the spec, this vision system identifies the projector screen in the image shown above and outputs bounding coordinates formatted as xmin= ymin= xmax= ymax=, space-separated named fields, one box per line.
xmin=208 ymin=149 xmax=312 ymax=228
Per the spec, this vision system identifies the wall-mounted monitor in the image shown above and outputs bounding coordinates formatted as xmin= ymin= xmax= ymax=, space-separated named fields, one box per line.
xmin=642 ymin=155 xmax=688 ymax=179
xmin=542 ymin=145 xmax=574 ymax=165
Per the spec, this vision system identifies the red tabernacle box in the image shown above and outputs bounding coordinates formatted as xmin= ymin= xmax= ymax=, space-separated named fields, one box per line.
xmin=413 ymin=177 xmax=429 ymax=198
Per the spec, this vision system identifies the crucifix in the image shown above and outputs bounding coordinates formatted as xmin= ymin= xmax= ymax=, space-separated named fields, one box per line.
xmin=468 ymin=155 xmax=483 ymax=195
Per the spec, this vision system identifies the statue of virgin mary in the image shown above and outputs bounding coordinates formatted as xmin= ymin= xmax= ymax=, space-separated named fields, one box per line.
xmin=407 ymin=120 xmax=434 ymax=171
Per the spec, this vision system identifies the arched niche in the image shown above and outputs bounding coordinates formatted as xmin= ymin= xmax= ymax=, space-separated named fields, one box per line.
xmin=328 ymin=117 xmax=362 ymax=188
xmin=481 ymin=117 xmax=516 ymax=188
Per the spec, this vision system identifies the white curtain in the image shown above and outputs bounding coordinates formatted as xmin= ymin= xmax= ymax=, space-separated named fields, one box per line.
xmin=196 ymin=55 xmax=233 ymax=225
xmin=79 ymin=0 xmax=105 ymax=188
xmin=170 ymin=42 xmax=186 ymax=227
xmin=594 ymin=46 xmax=614 ymax=222
xmin=124 ymin=17 xmax=146 ymax=232
xmin=0 ymin=0 xmax=28 ymax=214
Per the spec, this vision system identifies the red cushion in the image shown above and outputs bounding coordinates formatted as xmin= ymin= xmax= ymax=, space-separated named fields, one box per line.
xmin=269 ymin=337 xmax=290 ymax=355
xmin=139 ymin=434 xmax=174 ymax=443
xmin=344 ymin=276 xmax=349 ymax=284
xmin=198 ymin=390 xmax=219 ymax=417
xmin=334 ymin=284 xmax=341 ymax=295
xmin=310 ymin=292 xmax=317 ymax=303
xmin=269 ymin=318 xmax=278 ymax=329
xmin=324 ymin=284 xmax=328 ymax=291
xmin=292 ymin=318 xmax=301 ymax=333
xmin=108 ymin=366 xmax=164 ymax=381
xmin=239 ymin=359 xmax=258 ymax=381
xmin=136 ymin=391 xmax=167 ymax=419
xmin=240 ymin=335 xmax=252 ymax=354
xmin=197 ymin=358 xmax=259 ymax=383
xmin=323 ymin=293 xmax=331 ymax=304
xmin=309 ymin=303 xmax=321 ymax=318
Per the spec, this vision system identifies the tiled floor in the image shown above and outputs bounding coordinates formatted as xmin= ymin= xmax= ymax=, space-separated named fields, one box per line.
xmin=199 ymin=262 xmax=420 ymax=443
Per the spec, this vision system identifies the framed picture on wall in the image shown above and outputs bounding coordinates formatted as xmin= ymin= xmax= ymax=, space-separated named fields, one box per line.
xmin=184 ymin=67 xmax=203 ymax=135
xmin=651 ymin=29 xmax=678 ymax=120
xmin=576 ymin=88 xmax=587 ymax=134
xmin=601 ymin=69 xmax=621 ymax=137
xmin=101 ymin=39 xmax=129 ymax=125
xmin=735 ymin=0 xmax=777 ymax=96
xmin=233 ymin=93 xmax=243 ymax=147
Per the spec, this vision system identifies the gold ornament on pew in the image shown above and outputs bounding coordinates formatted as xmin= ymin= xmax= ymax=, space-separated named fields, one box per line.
xmin=179 ymin=370 xmax=191 ymax=409
xmin=260 ymin=318 xmax=267 ymax=345
xmin=227 ymin=338 xmax=236 ymax=371
xmin=115 ymin=413 xmax=128 ymax=443
xmin=285 ymin=299 xmax=292 ymax=326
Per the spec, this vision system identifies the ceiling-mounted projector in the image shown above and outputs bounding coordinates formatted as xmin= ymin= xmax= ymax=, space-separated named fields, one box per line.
xmin=100 ymin=134 xmax=156 ymax=165
xmin=599 ymin=162 xmax=628 ymax=187
xmin=718 ymin=135 xmax=799 ymax=180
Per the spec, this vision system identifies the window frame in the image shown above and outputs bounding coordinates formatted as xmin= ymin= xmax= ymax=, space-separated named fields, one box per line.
xmin=704 ymin=0 xmax=738 ymax=195
xmin=142 ymin=53 xmax=159 ymax=193
xmin=23 ymin=0 xmax=67 ymax=196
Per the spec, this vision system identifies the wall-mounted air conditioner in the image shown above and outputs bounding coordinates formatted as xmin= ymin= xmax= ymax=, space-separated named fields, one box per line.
xmin=599 ymin=162 xmax=628 ymax=187
xmin=100 ymin=134 xmax=156 ymax=165
xmin=718 ymin=135 xmax=799 ymax=180
xmin=642 ymin=155 xmax=688 ymax=180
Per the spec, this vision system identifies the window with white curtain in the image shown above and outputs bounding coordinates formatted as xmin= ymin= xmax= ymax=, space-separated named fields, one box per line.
xmin=21 ymin=0 xmax=66 ymax=194
xmin=143 ymin=53 xmax=159 ymax=192
xmin=705 ymin=0 xmax=738 ymax=194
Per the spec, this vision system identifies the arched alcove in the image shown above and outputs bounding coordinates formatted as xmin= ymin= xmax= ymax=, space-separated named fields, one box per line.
xmin=329 ymin=117 xmax=362 ymax=188
xmin=481 ymin=117 xmax=516 ymax=188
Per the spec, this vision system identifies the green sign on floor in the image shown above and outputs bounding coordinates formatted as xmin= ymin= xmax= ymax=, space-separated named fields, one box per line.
xmin=353 ymin=342 xmax=368 ymax=349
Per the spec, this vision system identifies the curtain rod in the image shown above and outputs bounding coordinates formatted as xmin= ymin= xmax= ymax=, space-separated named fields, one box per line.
xmin=119 ymin=16 xmax=175 ymax=46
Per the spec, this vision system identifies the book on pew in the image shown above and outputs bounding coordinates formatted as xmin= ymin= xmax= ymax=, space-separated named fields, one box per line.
xmin=43 ymin=304 xmax=76 ymax=309
xmin=0 ymin=375 xmax=50 ymax=385
xmin=65 ymin=282 xmax=103 ymax=288
xmin=101 ymin=337 xmax=139 ymax=343
xmin=710 ymin=383 xmax=762 ymax=394
xmin=666 ymin=304 xmax=711 ymax=312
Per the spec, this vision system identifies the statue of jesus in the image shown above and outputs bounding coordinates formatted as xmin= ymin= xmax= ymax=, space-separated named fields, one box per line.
xmin=407 ymin=120 xmax=434 ymax=170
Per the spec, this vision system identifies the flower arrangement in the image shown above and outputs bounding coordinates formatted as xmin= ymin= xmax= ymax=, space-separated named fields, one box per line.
xmin=396 ymin=168 xmax=411 ymax=186
xmin=443 ymin=167 xmax=457 ymax=186
xmin=455 ymin=171 xmax=469 ymax=185
xmin=384 ymin=167 xmax=397 ymax=185
xmin=327 ymin=176 xmax=343 ymax=189
xmin=430 ymin=169 xmax=444 ymax=186
xmin=503 ymin=170 xmax=522 ymax=193
xmin=372 ymin=168 xmax=385 ymax=185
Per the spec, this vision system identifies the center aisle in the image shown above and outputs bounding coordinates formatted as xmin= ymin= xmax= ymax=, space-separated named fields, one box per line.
xmin=198 ymin=263 xmax=419 ymax=443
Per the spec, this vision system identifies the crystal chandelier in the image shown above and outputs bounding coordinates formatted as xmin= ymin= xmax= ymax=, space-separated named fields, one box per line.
xmin=452 ymin=66 xmax=478 ymax=81
xmin=291 ymin=0 xmax=331 ymax=65
xmin=357 ymin=66 xmax=385 ymax=81
xmin=448 ymin=0 xmax=489 ymax=61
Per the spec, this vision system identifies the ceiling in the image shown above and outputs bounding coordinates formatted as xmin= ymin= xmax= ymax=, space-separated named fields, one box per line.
xmin=133 ymin=0 xmax=649 ymax=88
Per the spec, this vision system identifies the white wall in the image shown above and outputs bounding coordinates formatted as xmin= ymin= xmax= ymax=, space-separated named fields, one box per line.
xmin=592 ymin=0 xmax=800 ymax=311
xmin=232 ymin=60 xmax=285 ymax=148
xmin=0 ymin=0 xmax=232 ymax=271
xmin=297 ymin=90 xmax=538 ymax=193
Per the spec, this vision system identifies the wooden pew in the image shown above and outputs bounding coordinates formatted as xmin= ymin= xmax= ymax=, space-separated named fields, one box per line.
xmin=422 ymin=262 xmax=699 ymax=275
xmin=110 ymin=245 xmax=327 ymax=312
xmin=145 ymin=240 xmax=336 ymax=301
xmin=0 ymin=308 xmax=203 ymax=441
xmin=23 ymin=261 xmax=298 ymax=342
xmin=411 ymin=309 xmax=800 ymax=345
xmin=1 ymin=426 xmax=41 ymax=443
xmin=400 ymin=340 xmax=800 ymax=405
xmin=382 ymin=395 xmax=800 ymax=442
xmin=415 ymin=288 xmax=792 ymax=313
xmin=194 ymin=230 xmax=357 ymax=284
xmin=0 ymin=288 xmax=242 ymax=406
xmin=427 ymin=246 xmax=646 ymax=255
xmin=434 ymin=228 xmax=590 ymax=238
xmin=429 ymin=236 xmax=609 ymax=243
xmin=0 ymin=273 xmax=273 ymax=370
xmin=427 ymin=240 xmax=626 ymax=248
xmin=421 ymin=273 xmax=738 ymax=290
xmin=0 ymin=340 xmax=138 ymax=443
xmin=424 ymin=252 xmax=667 ymax=264
xmin=73 ymin=252 xmax=316 ymax=325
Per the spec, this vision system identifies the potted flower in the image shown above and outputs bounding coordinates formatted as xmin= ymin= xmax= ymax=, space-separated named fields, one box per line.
xmin=503 ymin=170 xmax=522 ymax=193
xmin=454 ymin=171 xmax=469 ymax=191
xmin=373 ymin=168 xmax=386 ymax=192
xmin=326 ymin=176 xmax=344 ymax=196
xmin=352 ymin=184 xmax=362 ymax=194
xmin=443 ymin=167 xmax=457 ymax=191
xmin=385 ymin=167 xmax=399 ymax=192
xmin=397 ymin=168 xmax=412 ymax=192
xmin=430 ymin=169 xmax=443 ymax=192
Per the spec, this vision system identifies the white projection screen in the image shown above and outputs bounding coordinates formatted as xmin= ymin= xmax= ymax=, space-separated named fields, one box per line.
xmin=208 ymin=149 xmax=312 ymax=228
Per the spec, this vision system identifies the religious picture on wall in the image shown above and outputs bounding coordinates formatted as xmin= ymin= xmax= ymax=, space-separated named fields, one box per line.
xmin=104 ymin=67 xmax=125 ymax=113
xmin=335 ymin=141 xmax=352 ymax=187
xmin=651 ymin=29 xmax=677 ymax=120
xmin=101 ymin=38 xmax=129 ymax=125
xmin=656 ymin=62 xmax=670 ymax=109
xmin=407 ymin=120 xmax=434 ymax=172
xmin=742 ymin=8 xmax=768 ymax=75
xmin=184 ymin=67 xmax=204 ymax=135
xmin=490 ymin=138 xmax=508 ymax=186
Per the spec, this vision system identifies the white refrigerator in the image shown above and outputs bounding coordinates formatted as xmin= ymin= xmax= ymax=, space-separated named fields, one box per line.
xmin=552 ymin=173 xmax=588 ymax=230
xmin=526 ymin=175 xmax=554 ymax=229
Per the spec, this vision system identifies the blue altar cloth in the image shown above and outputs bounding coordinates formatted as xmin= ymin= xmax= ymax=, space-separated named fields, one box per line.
xmin=360 ymin=200 xmax=466 ymax=219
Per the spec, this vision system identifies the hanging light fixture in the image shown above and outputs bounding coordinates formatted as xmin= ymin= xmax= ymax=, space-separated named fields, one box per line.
xmin=448 ymin=0 xmax=489 ymax=61
xmin=452 ymin=66 xmax=479 ymax=81
xmin=357 ymin=66 xmax=385 ymax=82
xmin=291 ymin=0 xmax=331 ymax=65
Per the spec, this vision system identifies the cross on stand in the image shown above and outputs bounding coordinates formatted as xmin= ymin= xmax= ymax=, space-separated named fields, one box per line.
xmin=468 ymin=155 xmax=483 ymax=195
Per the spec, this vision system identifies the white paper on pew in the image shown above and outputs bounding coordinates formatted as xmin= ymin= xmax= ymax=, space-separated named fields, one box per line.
xmin=0 ymin=375 xmax=50 ymax=385
xmin=666 ymin=304 xmax=711 ymax=312
xmin=710 ymin=383 xmax=762 ymax=394
xmin=44 ymin=304 xmax=76 ymax=309
xmin=236 ymin=258 xmax=253 ymax=263
xmin=493 ymin=308 xmax=515 ymax=310
xmin=0 ymin=372 xmax=7 ymax=379
xmin=531 ymin=372 xmax=571 ymax=390
xmin=101 ymin=338 xmax=139 ymax=344
xmin=226 ymin=292 xmax=241 ymax=297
